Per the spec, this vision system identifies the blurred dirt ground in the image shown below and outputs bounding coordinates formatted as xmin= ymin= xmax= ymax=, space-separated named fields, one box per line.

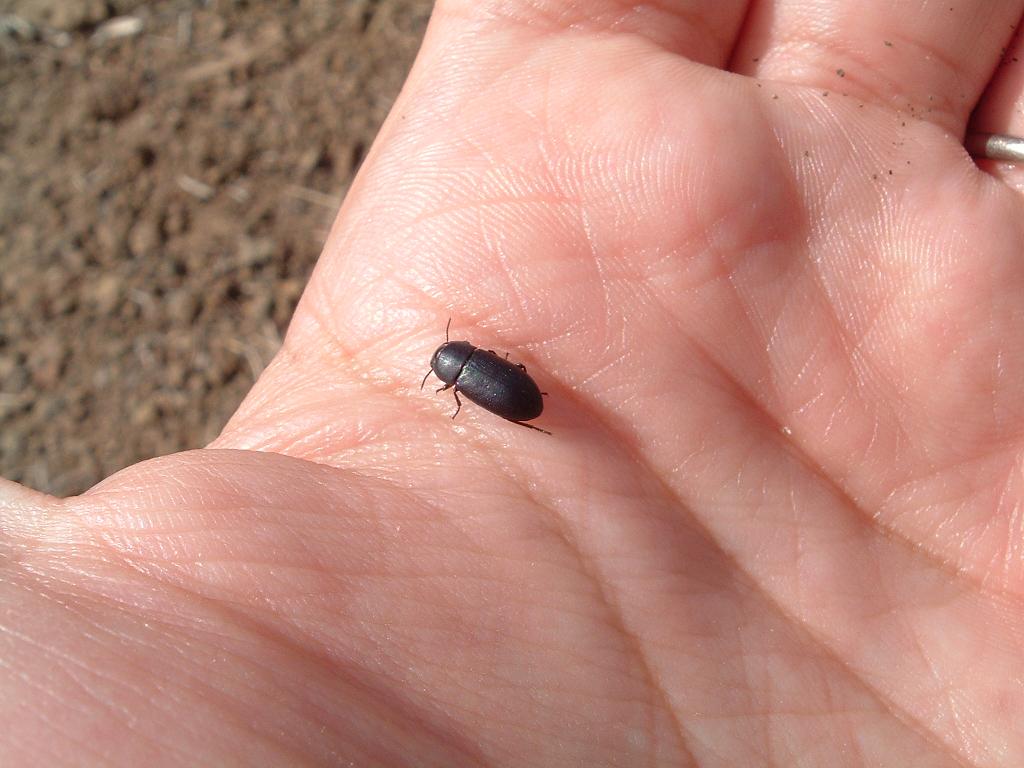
xmin=0 ymin=0 xmax=432 ymax=495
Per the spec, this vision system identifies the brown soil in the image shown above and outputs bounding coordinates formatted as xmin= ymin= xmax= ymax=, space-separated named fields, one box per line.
xmin=0 ymin=0 xmax=431 ymax=495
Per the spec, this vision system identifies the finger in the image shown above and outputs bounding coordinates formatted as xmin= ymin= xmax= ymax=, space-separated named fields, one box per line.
xmin=437 ymin=0 xmax=753 ymax=66
xmin=970 ymin=25 xmax=1024 ymax=190
xmin=0 ymin=476 xmax=60 ymax=535
xmin=733 ymin=0 xmax=1024 ymax=132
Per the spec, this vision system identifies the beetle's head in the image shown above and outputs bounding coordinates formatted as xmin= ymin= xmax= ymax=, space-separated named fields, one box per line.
xmin=430 ymin=340 xmax=475 ymax=385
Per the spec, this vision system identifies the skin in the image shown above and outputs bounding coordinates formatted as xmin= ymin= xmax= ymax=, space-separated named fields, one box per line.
xmin=4 ymin=0 xmax=1024 ymax=764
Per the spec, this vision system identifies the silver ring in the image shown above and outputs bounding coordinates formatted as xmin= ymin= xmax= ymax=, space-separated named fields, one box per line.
xmin=966 ymin=133 xmax=1024 ymax=163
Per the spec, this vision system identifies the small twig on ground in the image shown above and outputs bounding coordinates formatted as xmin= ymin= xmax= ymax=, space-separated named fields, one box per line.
xmin=285 ymin=184 xmax=342 ymax=209
xmin=177 ymin=175 xmax=215 ymax=200
xmin=91 ymin=16 xmax=144 ymax=46
xmin=177 ymin=11 xmax=192 ymax=49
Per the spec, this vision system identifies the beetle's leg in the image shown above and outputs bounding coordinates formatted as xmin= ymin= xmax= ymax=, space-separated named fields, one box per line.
xmin=420 ymin=369 xmax=434 ymax=390
xmin=436 ymin=383 xmax=451 ymax=393
xmin=540 ymin=391 xmax=548 ymax=396
xmin=512 ymin=420 xmax=552 ymax=436
xmin=503 ymin=352 xmax=527 ymax=372
xmin=450 ymin=388 xmax=462 ymax=419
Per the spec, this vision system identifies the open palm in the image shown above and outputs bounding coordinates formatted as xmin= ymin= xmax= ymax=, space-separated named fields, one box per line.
xmin=5 ymin=1 xmax=1024 ymax=764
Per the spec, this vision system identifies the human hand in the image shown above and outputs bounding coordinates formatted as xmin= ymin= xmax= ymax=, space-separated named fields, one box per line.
xmin=4 ymin=1 xmax=1024 ymax=764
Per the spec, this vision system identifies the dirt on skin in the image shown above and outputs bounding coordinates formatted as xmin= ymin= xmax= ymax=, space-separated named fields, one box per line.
xmin=0 ymin=0 xmax=432 ymax=495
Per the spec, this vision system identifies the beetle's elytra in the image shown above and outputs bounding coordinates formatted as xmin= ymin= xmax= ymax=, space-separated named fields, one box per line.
xmin=421 ymin=320 xmax=550 ymax=435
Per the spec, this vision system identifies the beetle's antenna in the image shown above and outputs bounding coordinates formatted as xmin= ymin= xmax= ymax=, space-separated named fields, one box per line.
xmin=420 ymin=368 xmax=433 ymax=390
xmin=445 ymin=317 xmax=451 ymax=342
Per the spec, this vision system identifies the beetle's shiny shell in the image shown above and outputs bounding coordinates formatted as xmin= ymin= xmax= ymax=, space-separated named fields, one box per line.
xmin=430 ymin=342 xmax=543 ymax=422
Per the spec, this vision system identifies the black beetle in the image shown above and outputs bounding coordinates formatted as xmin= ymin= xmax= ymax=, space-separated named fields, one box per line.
xmin=421 ymin=320 xmax=550 ymax=435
